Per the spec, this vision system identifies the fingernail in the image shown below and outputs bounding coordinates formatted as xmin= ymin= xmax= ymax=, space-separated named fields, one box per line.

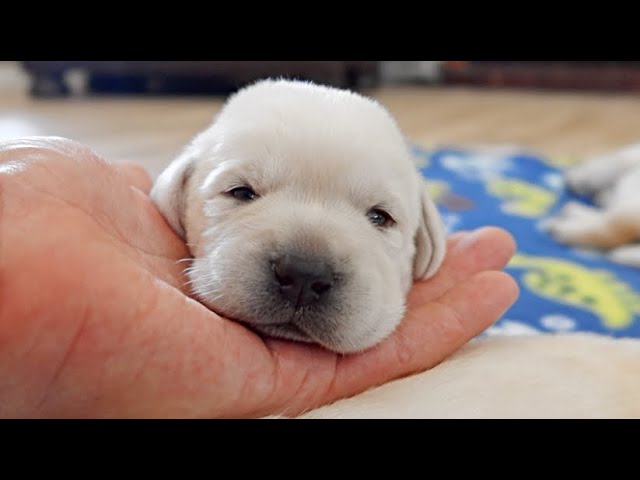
xmin=449 ymin=229 xmax=470 ymax=241
xmin=453 ymin=229 xmax=482 ymax=253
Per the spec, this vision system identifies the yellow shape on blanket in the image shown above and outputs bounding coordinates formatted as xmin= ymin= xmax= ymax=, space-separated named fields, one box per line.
xmin=425 ymin=179 xmax=450 ymax=203
xmin=508 ymin=253 xmax=640 ymax=329
xmin=544 ymin=155 xmax=582 ymax=168
xmin=487 ymin=178 xmax=557 ymax=218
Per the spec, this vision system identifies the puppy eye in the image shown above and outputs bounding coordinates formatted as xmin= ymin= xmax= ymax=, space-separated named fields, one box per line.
xmin=367 ymin=208 xmax=395 ymax=228
xmin=228 ymin=186 xmax=258 ymax=202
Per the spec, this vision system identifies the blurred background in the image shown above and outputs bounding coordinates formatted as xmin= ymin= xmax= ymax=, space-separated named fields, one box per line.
xmin=2 ymin=61 xmax=640 ymax=177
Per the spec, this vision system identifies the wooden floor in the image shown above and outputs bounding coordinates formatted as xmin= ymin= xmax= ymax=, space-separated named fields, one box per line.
xmin=2 ymin=62 xmax=640 ymax=178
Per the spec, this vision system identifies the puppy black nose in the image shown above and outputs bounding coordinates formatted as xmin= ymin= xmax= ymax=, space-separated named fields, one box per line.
xmin=273 ymin=254 xmax=334 ymax=308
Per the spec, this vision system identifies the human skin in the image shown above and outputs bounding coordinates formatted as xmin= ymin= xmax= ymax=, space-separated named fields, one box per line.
xmin=0 ymin=136 xmax=519 ymax=418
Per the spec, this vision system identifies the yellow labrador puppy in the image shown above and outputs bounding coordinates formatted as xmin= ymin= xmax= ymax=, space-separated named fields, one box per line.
xmin=151 ymin=79 xmax=640 ymax=418
xmin=151 ymin=78 xmax=446 ymax=354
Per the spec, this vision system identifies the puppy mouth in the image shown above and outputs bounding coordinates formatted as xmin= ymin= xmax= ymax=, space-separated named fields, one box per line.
xmin=249 ymin=321 xmax=316 ymax=344
xmin=198 ymin=296 xmax=319 ymax=344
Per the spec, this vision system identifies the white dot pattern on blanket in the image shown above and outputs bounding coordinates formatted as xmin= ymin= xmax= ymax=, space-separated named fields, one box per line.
xmin=540 ymin=314 xmax=577 ymax=332
xmin=483 ymin=320 xmax=542 ymax=337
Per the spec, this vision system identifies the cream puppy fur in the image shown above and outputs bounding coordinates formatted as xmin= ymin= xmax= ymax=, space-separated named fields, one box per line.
xmin=544 ymin=143 xmax=640 ymax=267
xmin=152 ymin=79 xmax=640 ymax=418
xmin=294 ymin=332 xmax=640 ymax=419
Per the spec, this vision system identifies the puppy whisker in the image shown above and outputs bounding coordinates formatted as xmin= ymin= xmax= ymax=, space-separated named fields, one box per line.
xmin=174 ymin=257 xmax=194 ymax=265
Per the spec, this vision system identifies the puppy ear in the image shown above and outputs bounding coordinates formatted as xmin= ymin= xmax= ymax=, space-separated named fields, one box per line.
xmin=413 ymin=180 xmax=447 ymax=280
xmin=150 ymin=152 xmax=196 ymax=240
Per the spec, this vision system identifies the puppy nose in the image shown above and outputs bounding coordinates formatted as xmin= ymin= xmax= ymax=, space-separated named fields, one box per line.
xmin=273 ymin=254 xmax=334 ymax=308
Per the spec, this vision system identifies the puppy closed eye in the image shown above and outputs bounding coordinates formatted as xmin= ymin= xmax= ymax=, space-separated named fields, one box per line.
xmin=227 ymin=186 xmax=259 ymax=202
xmin=367 ymin=208 xmax=395 ymax=228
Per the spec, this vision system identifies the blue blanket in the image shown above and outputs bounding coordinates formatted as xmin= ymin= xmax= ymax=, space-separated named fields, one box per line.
xmin=415 ymin=145 xmax=640 ymax=338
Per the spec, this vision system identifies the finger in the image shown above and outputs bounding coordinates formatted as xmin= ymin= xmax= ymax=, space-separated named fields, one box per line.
xmin=323 ymin=270 xmax=519 ymax=408
xmin=407 ymin=226 xmax=516 ymax=309
xmin=115 ymin=163 xmax=153 ymax=194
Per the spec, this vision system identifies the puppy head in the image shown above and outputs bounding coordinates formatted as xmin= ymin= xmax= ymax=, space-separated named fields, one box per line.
xmin=151 ymin=79 xmax=446 ymax=354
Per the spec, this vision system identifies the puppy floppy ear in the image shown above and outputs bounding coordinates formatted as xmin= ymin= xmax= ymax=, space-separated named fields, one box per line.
xmin=150 ymin=152 xmax=196 ymax=240
xmin=413 ymin=180 xmax=447 ymax=280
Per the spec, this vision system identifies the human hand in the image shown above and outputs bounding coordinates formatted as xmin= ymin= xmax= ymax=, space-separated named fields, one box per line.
xmin=0 ymin=137 xmax=518 ymax=418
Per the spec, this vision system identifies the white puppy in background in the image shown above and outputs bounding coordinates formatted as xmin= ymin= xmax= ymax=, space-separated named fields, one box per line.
xmin=151 ymin=79 xmax=640 ymax=418
xmin=544 ymin=143 xmax=640 ymax=267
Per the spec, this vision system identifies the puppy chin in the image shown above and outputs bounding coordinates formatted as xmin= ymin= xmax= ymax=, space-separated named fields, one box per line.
xmin=247 ymin=318 xmax=392 ymax=355
xmin=246 ymin=320 xmax=358 ymax=354
xmin=250 ymin=323 xmax=316 ymax=345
